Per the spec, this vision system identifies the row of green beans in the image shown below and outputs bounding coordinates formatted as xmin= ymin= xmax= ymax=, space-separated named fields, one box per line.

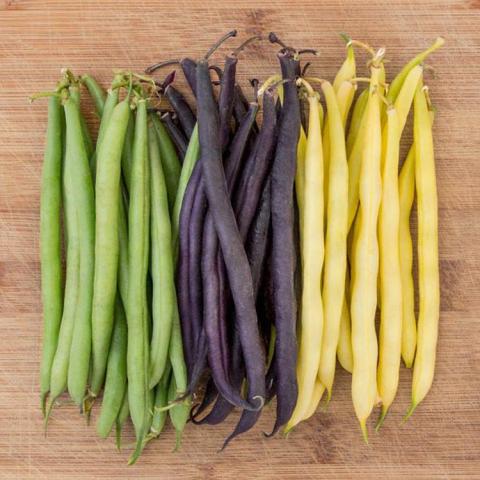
xmin=36 ymin=70 xmax=194 ymax=464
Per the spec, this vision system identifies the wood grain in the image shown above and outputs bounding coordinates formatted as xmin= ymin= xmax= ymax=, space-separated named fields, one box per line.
xmin=1 ymin=0 xmax=479 ymax=478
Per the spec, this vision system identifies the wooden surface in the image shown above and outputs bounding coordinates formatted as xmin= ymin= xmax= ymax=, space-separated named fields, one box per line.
xmin=1 ymin=0 xmax=479 ymax=478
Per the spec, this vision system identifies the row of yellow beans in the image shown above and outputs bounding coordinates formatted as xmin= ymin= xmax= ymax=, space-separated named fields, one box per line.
xmin=287 ymin=36 xmax=443 ymax=441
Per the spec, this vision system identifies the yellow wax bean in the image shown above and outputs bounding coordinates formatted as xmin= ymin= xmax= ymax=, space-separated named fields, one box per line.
xmin=406 ymin=83 xmax=440 ymax=419
xmin=376 ymin=106 xmax=402 ymax=430
xmin=286 ymin=81 xmax=324 ymax=432
xmin=350 ymin=51 xmax=383 ymax=442
xmin=399 ymin=110 xmax=435 ymax=368
xmin=317 ymin=81 xmax=349 ymax=403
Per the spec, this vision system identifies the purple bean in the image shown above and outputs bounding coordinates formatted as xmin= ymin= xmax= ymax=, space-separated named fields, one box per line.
xmin=177 ymin=161 xmax=202 ymax=374
xmin=266 ymin=50 xmax=301 ymax=436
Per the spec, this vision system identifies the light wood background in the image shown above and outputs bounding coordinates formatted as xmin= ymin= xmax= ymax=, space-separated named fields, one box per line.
xmin=1 ymin=0 xmax=479 ymax=478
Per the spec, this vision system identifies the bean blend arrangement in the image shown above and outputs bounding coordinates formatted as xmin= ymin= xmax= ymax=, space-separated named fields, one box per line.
xmin=35 ymin=31 xmax=443 ymax=463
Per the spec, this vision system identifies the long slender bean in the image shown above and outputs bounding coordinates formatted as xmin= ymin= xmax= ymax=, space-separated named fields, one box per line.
xmin=268 ymin=50 xmax=300 ymax=435
xmin=39 ymin=95 xmax=64 ymax=414
xmin=376 ymin=106 xmax=402 ymax=429
xmin=317 ymin=81 xmax=348 ymax=403
xmin=126 ymin=98 xmax=149 ymax=452
xmin=350 ymin=52 xmax=383 ymax=442
xmin=285 ymin=79 xmax=323 ymax=432
xmin=406 ymin=83 xmax=440 ymax=419
xmin=64 ymin=94 xmax=95 ymax=407
xmin=90 ymin=99 xmax=130 ymax=396
xmin=148 ymin=120 xmax=176 ymax=388
xmin=46 ymin=93 xmax=80 ymax=420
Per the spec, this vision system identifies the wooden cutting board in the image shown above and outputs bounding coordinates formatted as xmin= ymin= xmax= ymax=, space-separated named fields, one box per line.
xmin=1 ymin=0 xmax=479 ymax=478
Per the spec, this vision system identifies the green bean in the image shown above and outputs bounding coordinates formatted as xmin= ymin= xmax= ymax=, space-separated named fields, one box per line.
xmin=96 ymin=296 xmax=127 ymax=438
xmin=168 ymin=373 xmax=190 ymax=451
xmin=64 ymin=94 xmax=95 ymax=407
xmin=121 ymin=112 xmax=135 ymax=191
xmin=81 ymin=74 xmax=106 ymax=117
xmin=126 ymin=98 xmax=149 ymax=459
xmin=90 ymin=99 xmax=131 ymax=396
xmin=115 ymin=388 xmax=129 ymax=450
xmin=151 ymin=114 xmax=181 ymax=212
xmin=172 ymin=124 xmax=199 ymax=250
xmin=46 ymin=97 xmax=80 ymax=420
xmin=39 ymin=95 xmax=64 ymax=414
xmin=147 ymin=119 xmax=176 ymax=388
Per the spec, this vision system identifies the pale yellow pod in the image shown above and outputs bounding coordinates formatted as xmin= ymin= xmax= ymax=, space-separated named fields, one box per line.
xmin=398 ymin=145 xmax=416 ymax=368
xmin=406 ymin=84 xmax=440 ymax=418
xmin=286 ymin=83 xmax=324 ymax=432
xmin=399 ymin=110 xmax=435 ymax=368
xmin=350 ymin=55 xmax=383 ymax=442
xmin=317 ymin=82 xmax=349 ymax=402
xmin=376 ymin=106 xmax=402 ymax=429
